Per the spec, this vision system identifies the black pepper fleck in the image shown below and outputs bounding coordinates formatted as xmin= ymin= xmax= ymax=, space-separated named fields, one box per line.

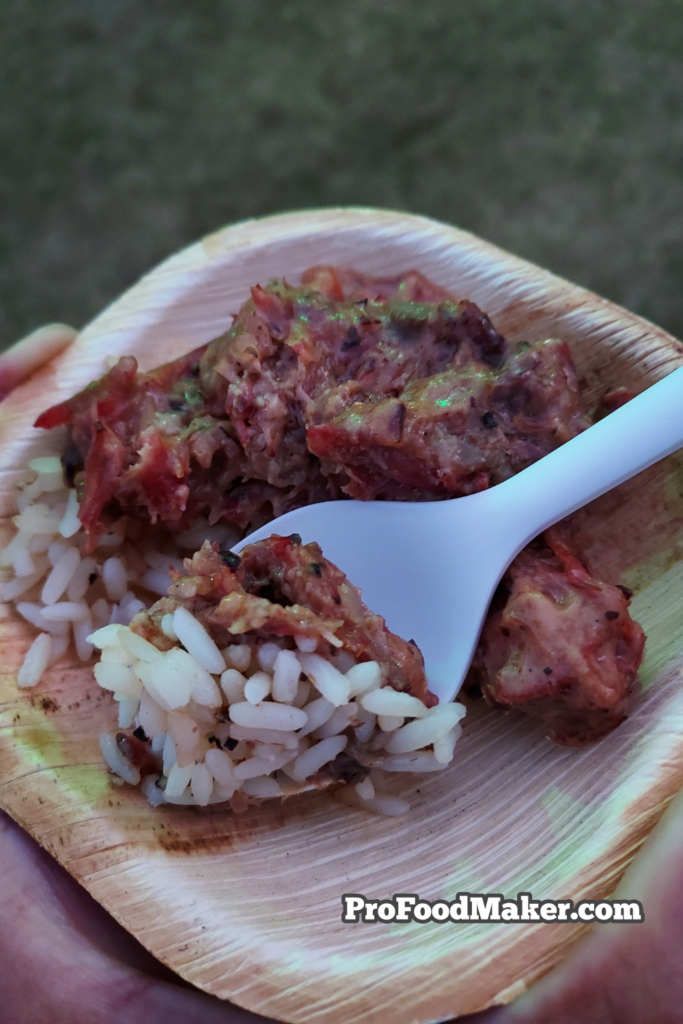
xmin=482 ymin=411 xmax=498 ymax=429
xmin=220 ymin=550 xmax=241 ymax=571
xmin=605 ymin=610 xmax=619 ymax=621
xmin=342 ymin=325 xmax=361 ymax=351
xmin=61 ymin=438 xmax=83 ymax=487
xmin=543 ymin=667 xmax=553 ymax=675
xmin=310 ymin=562 xmax=322 ymax=577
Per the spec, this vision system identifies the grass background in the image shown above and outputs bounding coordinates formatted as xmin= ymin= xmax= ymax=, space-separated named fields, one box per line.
xmin=2 ymin=0 xmax=683 ymax=348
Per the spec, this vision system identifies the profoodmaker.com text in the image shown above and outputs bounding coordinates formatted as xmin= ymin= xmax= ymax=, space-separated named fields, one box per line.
xmin=341 ymin=893 xmax=644 ymax=924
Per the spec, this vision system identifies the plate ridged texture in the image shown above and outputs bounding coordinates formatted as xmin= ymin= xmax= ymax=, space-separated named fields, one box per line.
xmin=1 ymin=208 xmax=683 ymax=1023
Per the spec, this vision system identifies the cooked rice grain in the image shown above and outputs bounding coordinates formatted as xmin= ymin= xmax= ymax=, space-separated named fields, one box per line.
xmin=172 ymin=606 xmax=225 ymax=674
xmin=229 ymin=700 xmax=308 ymax=732
xmin=17 ymin=632 xmax=51 ymax=688
xmin=292 ymin=735 xmax=348 ymax=781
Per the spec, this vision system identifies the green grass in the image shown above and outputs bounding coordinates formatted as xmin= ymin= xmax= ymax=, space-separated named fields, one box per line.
xmin=2 ymin=0 xmax=683 ymax=346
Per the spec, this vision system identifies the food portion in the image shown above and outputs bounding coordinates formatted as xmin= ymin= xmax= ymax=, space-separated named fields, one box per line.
xmin=93 ymin=536 xmax=461 ymax=813
xmin=36 ymin=265 xmax=589 ymax=544
xmin=467 ymin=530 xmax=645 ymax=746
xmin=1 ymin=263 xmax=646 ymax=811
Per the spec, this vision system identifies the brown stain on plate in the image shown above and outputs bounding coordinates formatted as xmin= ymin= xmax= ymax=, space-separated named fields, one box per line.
xmin=37 ymin=695 xmax=60 ymax=713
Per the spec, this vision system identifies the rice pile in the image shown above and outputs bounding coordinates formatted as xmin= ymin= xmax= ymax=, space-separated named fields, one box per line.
xmin=2 ymin=457 xmax=466 ymax=815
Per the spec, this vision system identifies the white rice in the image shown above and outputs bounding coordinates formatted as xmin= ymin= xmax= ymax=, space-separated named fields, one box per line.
xmin=29 ymin=456 xmax=62 ymax=475
xmin=297 ymin=653 xmax=351 ymax=706
xmin=2 ymin=571 xmax=46 ymax=601
xmin=384 ymin=703 xmax=466 ymax=754
xmin=41 ymin=601 xmax=89 ymax=622
xmin=224 ymin=643 xmax=251 ymax=672
xmin=160 ymin=613 xmax=177 ymax=641
xmin=99 ymin=732 xmax=140 ymax=785
xmin=102 ymin=557 xmax=128 ymax=602
xmin=41 ymin=546 xmax=81 ymax=605
xmin=379 ymin=714 xmax=404 ymax=732
xmin=4 ymin=455 xmax=467 ymax=815
xmin=48 ymin=634 xmax=70 ymax=665
xmin=17 ymin=632 xmax=51 ymax=688
xmin=16 ymin=601 xmax=64 ymax=634
xmin=220 ymin=667 xmax=247 ymax=703
xmin=190 ymin=762 xmax=213 ymax=806
xmin=205 ymin=747 xmax=236 ymax=787
xmin=360 ymin=687 xmax=429 ymax=718
xmin=59 ymin=489 xmax=81 ymax=538
xmin=141 ymin=569 xmax=173 ymax=596
xmin=346 ymin=660 xmax=381 ymax=696
xmin=297 ymin=695 xmax=335 ymax=736
xmin=14 ymin=548 xmax=36 ymax=577
xmin=172 ymin=605 xmax=225 ymax=674
xmin=67 ymin=557 xmax=97 ymax=601
xmin=244 ymin=670 xmax=272 ymax=704
xmin=292 ymin=735 xmax=348 ymax=781
xmin=272 ymin=648 xmax=301 ymax=703
xmin=229 ymin=724 xmax=300 ymax=747
xmin=242 ymin=776 xmax=282 ymax=798
xmin=165 ymin=762 xmax=193 ymax=798
xmin=229 ymin=700 xmax=308 ymax=731
xmin=317 ymin=702 xmax=358 ymax=739
xmin=355 ymin=776 xmax=375 ymax=801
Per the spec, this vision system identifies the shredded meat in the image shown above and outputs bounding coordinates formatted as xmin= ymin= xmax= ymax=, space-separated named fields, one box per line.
xmin=468 ymin=529 xmax=646 ymax=745
xmin=36 ymin=266 xmax=589 ymax=544
xmin=35 ymin=347 xmax=246 ymax=546
xmin=36 ymin=265 xmax=645 ymax=746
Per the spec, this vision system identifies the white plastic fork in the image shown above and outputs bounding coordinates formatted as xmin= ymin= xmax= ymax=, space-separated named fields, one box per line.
xmin=236 ymin=365 xmax=683 ymax=703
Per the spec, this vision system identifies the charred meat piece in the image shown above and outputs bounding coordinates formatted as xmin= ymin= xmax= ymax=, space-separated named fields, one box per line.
xmin=468 ymin=530 xmax=646 ymax=746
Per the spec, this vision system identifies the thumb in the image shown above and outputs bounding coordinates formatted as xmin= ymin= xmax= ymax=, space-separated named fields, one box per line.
xmin=0 ymin=323 xmax=76 ymax=400
xmin=473 ymin=786 xmax=683 ymax=1024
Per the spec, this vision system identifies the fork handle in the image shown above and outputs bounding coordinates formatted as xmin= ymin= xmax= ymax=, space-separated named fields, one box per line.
xmin=484 ymin=363 xmax=683 ymax=555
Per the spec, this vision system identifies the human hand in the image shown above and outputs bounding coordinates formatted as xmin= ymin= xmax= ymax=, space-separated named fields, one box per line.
xmin=0 ymin=809 xmax=278 ymax=1024
xmin=463 ymin=786 xmax=683 ymax=1024
xmin=0 ymin=326 xmax=276 ymax=1023
xmin=0 ymin=323 xmax=78 ymax=401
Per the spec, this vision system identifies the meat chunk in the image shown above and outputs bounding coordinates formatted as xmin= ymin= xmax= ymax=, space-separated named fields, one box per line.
xmin=308 ymin=337 xmax=588 ymax=500
xmin=36 ymin=268 xmax=589 ymax=546
xmin=201 ymin=273 xmax=588 ymax=503
xmin=35 ymin=348 xmax=246 ymax=549
xmin=468 ymin=530 xmax=646 ymax=745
